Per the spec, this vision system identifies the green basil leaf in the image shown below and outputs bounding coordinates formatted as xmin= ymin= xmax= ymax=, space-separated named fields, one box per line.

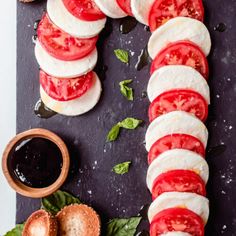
xmin=119 ymin=118 xmax=142 ymax=130
xmin=119 ymin=80 xmax=133 ymax=101
xmin=113 ymin=161 xmax=131 ymax=175
xmin=106 ymin=217 xmax=142 ymax=236
xmin=114 ymin=49 xmax=129 ymax=64
xmin=41 ymin=190 xmax=81 ymax=215
xmin=4 ymin=224 xmax=24 ymax=236
xmin=106 ymin=124 xmax=121 ymax=142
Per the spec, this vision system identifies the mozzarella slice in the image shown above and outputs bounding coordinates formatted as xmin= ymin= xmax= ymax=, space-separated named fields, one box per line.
xmin=35 ymin=41 xmax=97 ymax=79
xmin=130 ymin=0 xmax=155 ymax=25
xmin=94 ymin=0 xmax=127 ymax=18
xmin=147 ymin=65 xmax=210 ymax=104
xmin=146 ymin=149 xmax=209 ymax=191
xmin=148 ymin=192 xmax=209 ymax=224
xmin=161 ymin=233 xmax=191 ymax=236
xmin=47 ymin=0 xmax=106 ymax=38
xmin=148 ymin=17 xmax=211 ymax=59
xmin=145 ymin=111 xmax=208 ymax=151
xmin=40 ymin=72 xmax=102 ymax=116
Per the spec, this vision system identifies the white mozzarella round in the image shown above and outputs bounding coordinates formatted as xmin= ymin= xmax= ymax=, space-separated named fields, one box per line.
xmin=94 ymin=0 xmax=127 ymax=18
xmin=145 ymin=111 xmax=208 ymax=151
xmin=35 ymin=41 xmax=97 ymax=79
xmin=147 ymin=65 xmax=210 ymax=104
xmin=161 ymin=233 xmax=191 ymax=236
xmin=47 ymin=0 xmax=106 ymax=38
xmin=130 ymin=0 xmax=155 ymax=25
xmin=148 ymin=192 xmax=209 ymax=224
xmin=40 ymin=72 xmax=102 ymax=116
xmin=146 ymin=149 xmax=209 ymax=191
xmin=148 ymin=17 xmax=211 ymax=59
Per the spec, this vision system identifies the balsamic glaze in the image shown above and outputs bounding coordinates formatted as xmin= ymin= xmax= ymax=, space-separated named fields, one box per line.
xmin=136 ymin=230 xmax=150 ymax=236
xmin=34 ymin=99 xmax=57 ymax=119
xmin=138 ymin=204 xmax=150 ymax=220
xmin=207 ymin=145 xmax=227 ymax=157
xmin=135 ymin=47 xmax=150 ymax=71
xmin=34 ymin=20 xmax=40 ymax=31
xmin=32 ymin=35 xmax=38 ymax=44
xmin=144 ymin=25 xmax=150 ymax=32
xmin=141 ymin=91 xmax=147 ymax=98
xmin=8 ymin=138 xmax=63 ymax=188
xmin=214 ymin=23 xmax=227 ymax=32
xmin=120 ymin=16 xmax=137 ymax=34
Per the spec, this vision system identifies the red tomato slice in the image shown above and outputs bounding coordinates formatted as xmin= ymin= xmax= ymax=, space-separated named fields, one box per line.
xmin=152 ymin=170 xmax=206 ymax=199
xmin=40 ymin=70 xmax=94 ymax=101
xmin=148 ymin=134 xmax=205 ymax=164
xmin=63 ymin=0 xmax=105 ymax=21
xmin=150 ymin=208 xmax=204 ymax=236
xmin=148 ymin=89 xmax=208 ymax=122
xmin=150 ymin=41 xmax=209 ymax=79
xmin=37 ymin=14 xmax=98 ymax=61
xmin=149 ymin=0 xmax=204 ymax=31
xmin=116 ymin=0 xmax=133 ymax=16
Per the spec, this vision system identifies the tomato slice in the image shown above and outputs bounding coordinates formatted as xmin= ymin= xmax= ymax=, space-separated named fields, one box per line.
xmin=40 ymin=70 xmax=94 ymax=101
xmin=148 ymin=134 xmax=205 ymax=164
xmin=116 ymin=0 xmax=133 ymax=16
xmin=148 ymin=89 xmax=208 ymax=122
xmin=149 ymin=0 xmax=204 ymax=31
xmin=63 ymin=0 xmax=105 ymax=21
xmin=37 ymin=14 xmax=98 ymax=61
xmin=150 ymin=208 xmax=204 ymax=236
xmin=152 ymin=170 xmax=206 ymax=199
xmin=150 ymin=41 xmax=209 ymax=79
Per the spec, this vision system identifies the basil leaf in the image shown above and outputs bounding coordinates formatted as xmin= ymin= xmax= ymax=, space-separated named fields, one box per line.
xmin=119 ymin=80 xmax=134 ymax=101
xmin=114 ymin=49 xmax=129 ymax=64
xmin=119 ymin=118 xmax=142 ymax=130
xmin=106 ymin=217 xmax=141 ymax=236
xmin=41 ymin=190 xmax=81 ymax=215
xmin=107 ymin=124 xmax=121 ymax=142
xmin=4 ymin=224 xmax=24 ymax=236
xmin=113 ymin=161 xmax=131 ymax=175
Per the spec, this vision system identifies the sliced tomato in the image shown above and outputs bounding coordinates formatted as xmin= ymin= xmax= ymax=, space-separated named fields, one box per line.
xmin=148 ymin=89 xmax=208 ymax=122
xmin=150 ymin=41 xmax=209 ymax=79
xmin=116 ymin=0 xmax=133 ymax=16
xmin=37 ymin=14 xmax=98 ymax=61
xmin=40 ymin=70 xmax=94 ymax=101
xmin=150 ymin=208 xmax=204 ymax=236
xmin=63 ymin=0 xmax=105 ymax=21
xmin=149 ymin=0 xmax=204 ymax=31
xmin=148 ymin=134 xmax=205 ymax=164
xmin=152 ymin=170 xmax=206 ymax=199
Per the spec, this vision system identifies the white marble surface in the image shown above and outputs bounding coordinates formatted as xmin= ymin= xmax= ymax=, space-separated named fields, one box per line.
xmin=0 ymin=0 xmax=17 ymax=234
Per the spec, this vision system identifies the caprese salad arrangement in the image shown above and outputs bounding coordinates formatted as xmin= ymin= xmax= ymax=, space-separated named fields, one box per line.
xmin=32 ymin=0 xmax=212 ymax=235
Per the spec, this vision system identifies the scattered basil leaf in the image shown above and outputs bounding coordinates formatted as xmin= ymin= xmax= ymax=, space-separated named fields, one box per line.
xmin=119 ymin=118 xmax=142 ymax=130
xmin=107 ymin=124 xmax=121 ymax=142
xmin=113 ymin=161 xmax=131 ymax=175
xmin=4 ymin=224 xmax=24 ymax=236
xmin=114 ymin=49 xmax=129 ymax=64
xmin=106 ymin=217 xmax=142 ymax=236
xmin=41 ymin=190 xmax=81 ymax=215
xmin=119 ymin=80 xmax=134 ymax=101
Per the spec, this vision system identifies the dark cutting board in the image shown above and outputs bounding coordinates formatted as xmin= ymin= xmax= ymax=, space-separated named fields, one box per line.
xmin=16 ymin=0 xmax=236 ymax=235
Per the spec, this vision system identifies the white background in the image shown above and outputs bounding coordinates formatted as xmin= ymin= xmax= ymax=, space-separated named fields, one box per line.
xmin=0 ymin=1 xmax=17 ymax=234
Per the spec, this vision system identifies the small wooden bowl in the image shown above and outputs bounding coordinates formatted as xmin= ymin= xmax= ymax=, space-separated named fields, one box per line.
xmin=2 ymin=128 xmax=70 ymax=198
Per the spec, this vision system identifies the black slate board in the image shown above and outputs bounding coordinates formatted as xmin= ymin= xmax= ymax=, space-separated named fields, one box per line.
xmin=16 ymin=0 xmax=236 ymax=235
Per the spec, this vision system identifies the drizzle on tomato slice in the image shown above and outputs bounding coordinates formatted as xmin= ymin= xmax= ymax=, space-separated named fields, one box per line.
xmin=37 ymin=14 xmax=98 ymax=61
xmin=148 ymin=133 xmax=205 ymax=164
xmin=116 ymin=0 xmax=133 ymax=16
xmin=40 ymin=70 xmax=94 ymax=101
xmin=63 ymin=0 xmax=106 ymax=21
xmin=152 ymin=170 xmax=206 ymax=199
xmin=148 ymin=89 xmax=208 ymax=122
xmin=150 ymin=208 xmax=204 ymax=236
xmin=149 ymin=0 xmax=204 ymax=31
xmin=150 ymin=40 xmax=209 ymax=79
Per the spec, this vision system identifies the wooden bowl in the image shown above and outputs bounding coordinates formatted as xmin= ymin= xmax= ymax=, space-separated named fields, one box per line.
xmin=2 ymin=128 xmax=70 ymax=198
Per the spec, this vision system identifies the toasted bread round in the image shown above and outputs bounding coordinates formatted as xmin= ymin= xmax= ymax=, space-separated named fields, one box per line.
xmin=56 ymin=204 xmax=101 ymax=236
xmin=22 ymin=210 xmax=58 ymax=236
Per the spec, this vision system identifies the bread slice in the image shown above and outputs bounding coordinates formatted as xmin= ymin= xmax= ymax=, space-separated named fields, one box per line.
xmin=56 ymin=204 xmax=101 ymax=236
xmin=22 ymin=210 xmax=58 ymax=236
